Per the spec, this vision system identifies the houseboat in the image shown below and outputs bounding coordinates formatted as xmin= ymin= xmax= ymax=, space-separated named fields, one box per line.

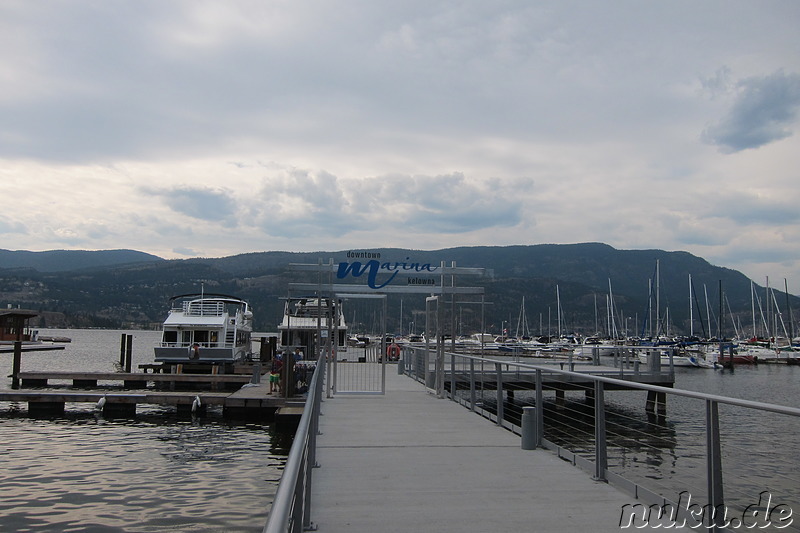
xmin=154 ymin=294 xmax=253 ymax=365
xmin=279 ymin=297 xmax=348 ymax=356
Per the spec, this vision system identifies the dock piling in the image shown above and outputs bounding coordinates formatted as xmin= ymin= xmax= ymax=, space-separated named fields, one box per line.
xmin=125 ymin=334 xmax=133 ymax=373
xmin=521 ymin=406 xmax=537 ymax=449
xmin=12 ymin=341 xmax=22 ymax=389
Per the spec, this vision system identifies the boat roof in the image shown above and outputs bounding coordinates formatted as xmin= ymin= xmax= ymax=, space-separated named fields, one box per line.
xmin=0 ymin=309 xmax=38 ymax=319
xmin=164 ymin=314 xmax=227 ymax=327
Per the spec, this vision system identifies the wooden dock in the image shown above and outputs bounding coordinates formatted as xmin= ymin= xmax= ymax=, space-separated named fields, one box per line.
xmin=16 ymin=371 xmax=256 ymax=388
xmin=0 ymin=374 xmax=305 ymax=420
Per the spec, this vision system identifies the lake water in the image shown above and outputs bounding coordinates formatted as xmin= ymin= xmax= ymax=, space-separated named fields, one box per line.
xmin=0 ymin=329 xmax=291 ymax=533
xmin=4 ymin=331 xmax=799 ymax=530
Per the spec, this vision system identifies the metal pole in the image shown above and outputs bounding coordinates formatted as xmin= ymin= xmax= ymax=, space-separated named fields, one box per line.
xmin=469 ymin=358 xmax=476 ymax=411
xmin=593 ymin=380 xmax=607 ymax=481
xmin=450 ymin=351 xmax=456 ymax=401
xmin=535 ymin=369 xmax=544 ymax=447
xmin=706 ymin=399 xmax=725 ymax=532
xmin=495 ymin=362 xmax=503 ymax=425
xmin=381 ymin=294 xmax=387 ymax=394
xmin=436 ymin=293 xmax=444 ymax=398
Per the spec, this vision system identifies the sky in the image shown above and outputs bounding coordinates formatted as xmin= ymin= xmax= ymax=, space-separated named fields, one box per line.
xmin=1 ymin=1 xmax=800 ymax=292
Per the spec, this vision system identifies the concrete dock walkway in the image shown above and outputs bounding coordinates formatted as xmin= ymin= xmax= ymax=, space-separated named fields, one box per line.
xmin=311 ymin=368 xmax=641 ymax=532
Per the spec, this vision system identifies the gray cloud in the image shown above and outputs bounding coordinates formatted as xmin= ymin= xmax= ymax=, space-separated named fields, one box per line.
xmin=0 ymin=218 xmax=27 ymax=235
xmin=703 ymin=70 xmax=800 ymax=152
xmin=142 ymin=186 xmax=238 ymax=226
xmin=353 ymin=173 xmax=528 ymax=233
xmin=704 ymin=191 xmax=800 ymax=226
xmin=253 ymin=171 xmax=529 ymax=238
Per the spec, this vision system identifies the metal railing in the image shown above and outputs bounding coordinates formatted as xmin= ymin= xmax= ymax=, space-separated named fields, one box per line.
xmin=402 ymin=346 xmax=800 ymax=532
xmin=263 ymin=354 xmax=326 ymax=533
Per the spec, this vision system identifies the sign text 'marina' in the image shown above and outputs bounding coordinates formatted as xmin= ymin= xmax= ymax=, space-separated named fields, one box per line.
xmin=336 ymin=257 xmax=439 ymax=289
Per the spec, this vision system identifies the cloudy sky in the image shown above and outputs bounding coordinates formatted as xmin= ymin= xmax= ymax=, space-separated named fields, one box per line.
xmin=2 ymin=2 xmax=799 ymax=290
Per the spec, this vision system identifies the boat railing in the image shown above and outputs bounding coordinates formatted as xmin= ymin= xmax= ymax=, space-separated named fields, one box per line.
xmin=157 ymin=340 xmax=238 ymax=349
xmin=401 ymin=346 xmax=800 ymax=532
xmin=263 ymin=353 xmax=326 ymax=533
xmin=182 ymin=300 xmax=225 ymax=317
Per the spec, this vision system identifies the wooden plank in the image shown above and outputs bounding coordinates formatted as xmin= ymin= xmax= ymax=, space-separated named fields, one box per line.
xmin=15 ymin=371 xmax=257 ymax=383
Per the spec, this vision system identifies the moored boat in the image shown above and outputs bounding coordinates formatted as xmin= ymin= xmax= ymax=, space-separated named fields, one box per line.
xmin=154 ymin=294 xmax=253 ymax=364
xmin=279 ymin=297 xmax=348 ymax=356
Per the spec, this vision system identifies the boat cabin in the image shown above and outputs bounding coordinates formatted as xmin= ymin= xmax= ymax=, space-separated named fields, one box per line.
xmin=0 ymin=309 xmax=38 ymax=343
xmin=279 ymin=297 xmax=348 ymax=355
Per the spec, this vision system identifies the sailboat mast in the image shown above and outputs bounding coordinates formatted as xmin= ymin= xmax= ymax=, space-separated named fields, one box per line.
xmin=786 ymin=279 xmax=794 ymax=341
xmin=766 ymin=276 xmax=771 ymax=341
xmin=751 ymin=280 xmax=757 ymax=339
xmin=556 ymin=285 xmax=562 ymax=338
xmin=655 ymin=259 xmax=660 ymax=339
xmin=689 ymin=274 xmax=694 ymax=337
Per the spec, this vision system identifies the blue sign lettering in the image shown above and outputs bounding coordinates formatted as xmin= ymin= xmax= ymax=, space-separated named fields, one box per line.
xmin=337 ymin=257 xmax=440 ymax=289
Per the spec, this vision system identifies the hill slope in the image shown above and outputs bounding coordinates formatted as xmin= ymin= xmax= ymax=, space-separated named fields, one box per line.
xmin=0 ymin=249 xmax=164 ymax=272
xmin=0 ymin=244 xmax=795 ymax=338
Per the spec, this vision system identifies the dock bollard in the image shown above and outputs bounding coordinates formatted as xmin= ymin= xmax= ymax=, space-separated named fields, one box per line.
xmin=521 ymin=406 xmax=537 ymax=450
xmin=397 ymin=356 xmax=404 ymax=375
xmin=251 ymin=363 xmax=261 ymax=384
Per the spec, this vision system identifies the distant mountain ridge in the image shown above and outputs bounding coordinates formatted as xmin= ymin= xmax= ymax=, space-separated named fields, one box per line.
xmin=0 ymin=249 xmax=164 ymax=272
xmin=0 ymin=244 xmax=796 ymax=336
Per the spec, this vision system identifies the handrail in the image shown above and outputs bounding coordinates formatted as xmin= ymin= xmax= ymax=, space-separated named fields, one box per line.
xmin=403 ymin=346 xmax=800 ymax=532
xmin=263 ymin=354 xmax=325 ymax=533
xmin=451 ymin=352 xmax=800 ymax=417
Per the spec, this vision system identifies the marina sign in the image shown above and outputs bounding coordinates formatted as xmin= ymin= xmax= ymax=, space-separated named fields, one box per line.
xmin=336 ymin=257 xmax=440 ymax=289
xmin=288 ymin=254 xmax=485 ymax=295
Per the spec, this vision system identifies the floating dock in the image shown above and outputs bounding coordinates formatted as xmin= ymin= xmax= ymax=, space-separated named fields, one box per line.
xmin=310 ymin=367 xmax=644 ymax=532
xmin=0 ymin=373 xmax=304 ymax=420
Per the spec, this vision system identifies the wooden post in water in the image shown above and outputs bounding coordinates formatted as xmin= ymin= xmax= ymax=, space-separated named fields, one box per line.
xmin=125 ymin=334 xmax=133 ymax=373
xmin=11 ymin=341 xmax=22 ymax=389
xmin=119 ymin=334 xmax=126 ymax=368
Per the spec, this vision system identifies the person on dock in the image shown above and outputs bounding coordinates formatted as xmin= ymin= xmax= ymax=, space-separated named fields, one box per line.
xmin=269 ymin=353 xmax=283 ymax=394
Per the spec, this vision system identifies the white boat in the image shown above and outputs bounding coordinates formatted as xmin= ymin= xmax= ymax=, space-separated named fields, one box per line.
xmin=154 ymin=294 xmax=253 ymax=364
xmin=637 ymin=349 xmax=714 ymax=368
xmin=573 ymin=336 xmax=618 ymax=357
xmin=279 ymin=297 xmax=348 ymax=356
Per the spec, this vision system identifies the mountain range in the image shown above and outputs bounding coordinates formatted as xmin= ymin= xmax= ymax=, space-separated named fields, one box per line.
xmin=0 ymin=244 xmax=796 ymax=339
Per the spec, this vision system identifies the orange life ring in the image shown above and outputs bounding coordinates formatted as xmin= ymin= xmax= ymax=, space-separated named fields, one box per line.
xmin=386 ymin=343 xmax=401 ymax=360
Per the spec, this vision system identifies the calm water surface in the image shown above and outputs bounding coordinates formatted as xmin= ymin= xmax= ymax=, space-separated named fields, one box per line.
xmin=1 ymin=329 xmax=291 ymax=533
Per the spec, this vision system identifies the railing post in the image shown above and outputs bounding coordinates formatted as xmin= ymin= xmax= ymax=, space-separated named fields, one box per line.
xmin=706 ymin=399 xmax=725 ymax=532
xmin=593 ymin=380 xmax=607 ymax=482
xmin=495 ymin=362 xmax=503 ymax=426
xmin=535 ymin=369 xmax=543 ymax=447
xmin=469 ymin=358 xmax=476 ymax=411
xmin=450 ymin=352 xmax=456 ymax=401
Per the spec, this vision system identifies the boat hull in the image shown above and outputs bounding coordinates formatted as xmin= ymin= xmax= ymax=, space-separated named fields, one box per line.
xmin=154 ymin=345 xmax=249 ymax=363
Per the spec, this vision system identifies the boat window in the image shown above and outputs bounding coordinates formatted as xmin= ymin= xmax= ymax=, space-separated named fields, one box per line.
xmin=210 ymin=331 xmax=218 ymax=345
xmin=163 ymin=331 xmax=178 ymax=344
xmin=195 ymin=330 xmax=210 ymax=344
xmin=182 ymin=330 xmax=192 ymax=345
